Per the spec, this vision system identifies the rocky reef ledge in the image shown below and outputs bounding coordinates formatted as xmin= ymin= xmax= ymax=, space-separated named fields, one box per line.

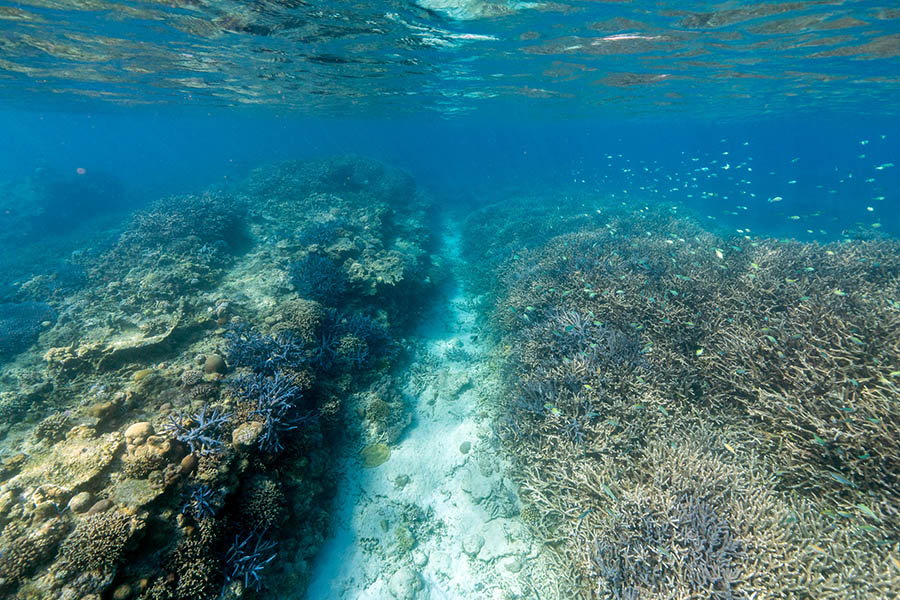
xmin=0 ymin=156 xmax=440 ymax=600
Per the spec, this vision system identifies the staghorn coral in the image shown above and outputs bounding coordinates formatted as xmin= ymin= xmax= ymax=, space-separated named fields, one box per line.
xmin=224 ymin=323 xmax=308 ymax=377
xmin=183 ymin=484 xmax=224 ymax=521
xmin=229 ymin=371 xmax=317 ymax=453
xmin=472 ymin=200 xmax=900 ymax=599
xmin=164 ymin=406 xmax=231 ymax=455
xmin=223 ymin=530 xmax=277 ymax=593
xmin=290 ymin=253 xmax=347 ymax=306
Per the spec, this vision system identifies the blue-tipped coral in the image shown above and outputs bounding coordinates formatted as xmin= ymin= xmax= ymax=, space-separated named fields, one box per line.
xmin=223 ymin=530 xmax=277 ymax=593
xmin=224 ymin=323 xmax=307 ymax=377
xmin=314 ymin=310 xmax=394 ymax=371
xmin=183 ymin=484 xmax=223 ymax=521
xmin=164 ymin=405 xmax=231 ymax=454
xmin=230 ymin=372 xmax=316 ymax=453
xmin=290 ymin=253 xmax=347 ymax=305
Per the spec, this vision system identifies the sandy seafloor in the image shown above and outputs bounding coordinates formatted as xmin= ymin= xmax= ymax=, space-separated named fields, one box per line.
xmin=306 ymin=222 xmax=554 ymax=600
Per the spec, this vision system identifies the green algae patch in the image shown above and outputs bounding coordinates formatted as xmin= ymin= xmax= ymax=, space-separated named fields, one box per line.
xmin=361 ymin=443 xmax=390 ymax=468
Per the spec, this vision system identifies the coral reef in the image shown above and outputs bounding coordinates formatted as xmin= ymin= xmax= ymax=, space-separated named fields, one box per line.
xmin=465 ymin=198 xmax=900 ymax=599
xmin=290 ymin=253 xmax=347 ymax=306
xmin=223 ymin=530 xmax=278 ymax=593
xmin=60 ymin=510 xmax=144 ymax=572
xmin=0 ymin=156 xmax=435 ymax=599
xmin=164 ymin=406 xmax=231 ymax=455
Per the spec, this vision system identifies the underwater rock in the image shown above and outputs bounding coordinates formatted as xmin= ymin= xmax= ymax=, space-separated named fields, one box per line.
xmin=461 ymin=533 xmax=484 ymax=558
xmin=387 ymin=565 xmax=423 ymax=600
xmin=501 ymin=555 xmax=523 ymax=573
xmin=360 ymin=443 xmax=390 ymax=468
xmin=124 ymin=421 xmax=154 ymax=447
xmin=231 ymin=420 xmax=265 ymax=451
xmin=12 ymin=429 xmax=121 ymax=491
xmin=203 ymin=353 xmax=226 ymax=374
xmin=461 ymin=467 xmax=492 ymax=503
xmin=110 ymin=477 xmax=163 ymax=509
xmin=68 ymin=491 xmax=93 ymax=514
xmin=44 ymin=312 xmax=183 ymax=377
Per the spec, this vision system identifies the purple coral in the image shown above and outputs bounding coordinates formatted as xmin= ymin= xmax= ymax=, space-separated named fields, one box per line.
xmin=290 ymin=253 xmax=346 ymax=305
xmin=230 ymin=371 xmax=316 ymax=453
xmin=164 ymin=405 xmax=231 ymax=454
xmin=183 ymin=484 xmax=222 ymax=521
xmin=224 ymin=323 xmax=307 ymax=377
xmin=223 ymin=530 xmax=277 ymax=592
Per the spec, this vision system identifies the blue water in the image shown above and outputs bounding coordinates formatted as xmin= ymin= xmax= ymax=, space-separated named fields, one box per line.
xmin=1 ymin=1 xmax=900 ymax=598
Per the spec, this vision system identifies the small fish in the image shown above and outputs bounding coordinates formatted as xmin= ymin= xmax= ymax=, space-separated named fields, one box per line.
xmin=601 ymin=483 xmax=618 ymax=502
xmin=834 ymin=289 xmax=847 ymax=296
xmin=789 ymin=215 xmax=801 ymax=220
xmin=891 ymin=555 xmax=900 ymax=571
xmin=810 ymin=544 xmax=827 ymax=554
xmin=695 ymin=348 xmax=704 ymax=356
xmin=827 ymin=471 xmax=856 ymax=487
xmin=724 ymin=443 xmax=736 ymax=455
xmin=715 ymin=249 xmax=724 ymax=259
xmin=768 ymin=196 xmax=783 ymax=203
xmin=857 ymin=504 xmax=881 ymax=522
xmin=658 ymin=406 xmax=669 ymax=417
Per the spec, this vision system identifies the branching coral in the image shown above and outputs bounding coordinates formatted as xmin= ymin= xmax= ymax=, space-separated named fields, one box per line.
xmin=184 ymin=484 xmax=224 ymax=521
xmin=290 ymin=253 xmax=347 ymax=305
xmin=164 ymin=405 xmax=231 ymax=455
xmin=229 ymin=371 xmax=316 ymax=453
xmin=60 ymin=511 xmax=142 ymax=572
xmin=223 ymin=530 xmax=277 ymax=593
xmin=224 ymin=323 xmax=308 ymax=377
xmin=472 ymin=200 xmax=900 ymax=599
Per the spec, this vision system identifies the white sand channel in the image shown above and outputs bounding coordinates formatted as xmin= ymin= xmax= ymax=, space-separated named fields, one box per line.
xmin=305 ymin=221 xmax=554 ymax=600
